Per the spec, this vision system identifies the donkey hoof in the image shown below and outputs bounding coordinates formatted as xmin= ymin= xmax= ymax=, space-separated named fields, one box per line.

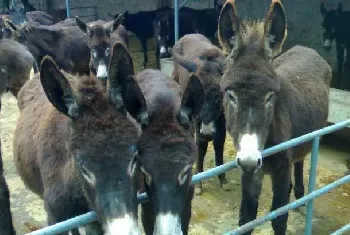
xmin=220 ymin=182 xmax=230 ymax=191
xmin=195 ymin=187 xmax=203 ymax=195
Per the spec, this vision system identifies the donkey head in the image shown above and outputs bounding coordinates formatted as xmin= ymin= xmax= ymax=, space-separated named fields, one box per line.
xmin=76 ymin=15 xmax=123 ymax=80
xmin=40 ymin=42 xmax=148 ymax=235
xmin=218 ymin=0 xmax=286 ymax=173
xmin=170 ymin=47 xmax=225 ymax=136
xmin=320 ymin=2 xmax=342 ymax=51
xmin=137 ymin=73 xmax=204 ymax=235
xmin=154 ymin=14 xmax=172 ymax=58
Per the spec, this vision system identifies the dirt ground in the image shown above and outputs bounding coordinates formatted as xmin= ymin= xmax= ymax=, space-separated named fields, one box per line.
xmin=1 ymin=37 xmax=350 ymax=235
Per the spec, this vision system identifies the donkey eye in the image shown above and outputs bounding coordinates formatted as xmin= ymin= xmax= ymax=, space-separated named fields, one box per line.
xmin=226 ymin=91 xmax=237 ymax=106
xmin=178 ymin=165 xmax=191 ymax=186
xmin=80 ymin=166 xmax=96 ymax=185
xmin=105 ymin=47 xmax=110 ymax=56
xmin=265 ymin=92 xmax=275 ymax=107
xmin=91 ymin=49 xmax=97 ymax=58
xmin=140 ymin=166 xmax=152 ymax=185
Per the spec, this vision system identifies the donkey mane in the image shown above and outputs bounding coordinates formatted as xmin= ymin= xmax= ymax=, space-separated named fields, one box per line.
xmin=238 ymin=21 xmax=266 ymax=46
xmin=69 ymin=74 xmax=104 ymax=106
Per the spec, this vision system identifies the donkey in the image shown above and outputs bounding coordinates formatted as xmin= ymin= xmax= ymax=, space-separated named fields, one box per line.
xmin=133 ymin=69 xmax=204 ymax=235
xmin=0 ymin=140 xmax=16 ymax=235
xmin=6 ymin=21 xmax=91 ymax=75
xmin=109 ymin=7 xmax=172 ymax=68
xmin=170 ymin=33 xmax=229 ymax=195
xmin=75 ymin=15 xmax=129 ymax=80
xmin=218 ymin=0 xmax=331 ymax=234
xmin=0 ymin=38 xmax=38 ymax=110
xmin=153 ymin=12 xmax=196 ymax=69
xmin=13 ymin=42 xmax=148 ymax=235
xmin=320 ymin=2 xmax=350 ymax=87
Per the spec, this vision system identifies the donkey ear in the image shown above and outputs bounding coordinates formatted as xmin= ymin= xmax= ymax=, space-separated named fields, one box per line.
xmin=121 ymin=76 xmax=149 ymax=126
xmin=124 ymin=11 xmax=129 ymax=18
xmin=108 ymin=42 xmax=148 ymax=125
xmin=264 ymin=0 xmax=287 ymax=58
xmin=178 ymin=73 xmax=204 ymax=126
xmin=218 ymin=0 xmax=241 ymax=54
xmin=337 ymin=2 xmax=343 ymax=14
xmin=320 ymin=2 xmax=327 ymax=16
xmin=75 ymin=16 xmax=91 ymax=36
xmin=106 ymin=14 xmax=123 ymax=35
xmin=40 ymin=56 xmax=80 ymax=119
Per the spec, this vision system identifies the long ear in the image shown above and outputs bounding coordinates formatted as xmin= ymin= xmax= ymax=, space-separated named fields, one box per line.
xmin=40 ymin=56 xmax=80 ymax=118
xmin=105 ymin=14 xmax=123 ymax=35
xmin=121 ymin=76 xmax=149 ymax=126
xmin=108 ymin=42 xmax=148 ymax=125
xmin=168 ymin=48 xmax=198 ymax=73
xmin=320 ymin=2 xmax=327 ymax=16
xmin=178 ymin=73 xmax=205 ymax=126
xmin=337 ymin=2 xmax=343 ymax=14
xmin=75 ymin=16 xmax=91 ymax=36
xmin=218 ymin=0 xmax=241 ymax=54
xmin=264 ymin=0 xmax=287 ymax=58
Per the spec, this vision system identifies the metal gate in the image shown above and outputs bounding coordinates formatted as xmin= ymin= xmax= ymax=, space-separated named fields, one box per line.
xmin=25 ymin=119 xmax=350 ymax=235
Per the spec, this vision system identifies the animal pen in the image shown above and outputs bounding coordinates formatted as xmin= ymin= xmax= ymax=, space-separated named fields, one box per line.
xmin=12 ymin=0 xmax=350 ymax=234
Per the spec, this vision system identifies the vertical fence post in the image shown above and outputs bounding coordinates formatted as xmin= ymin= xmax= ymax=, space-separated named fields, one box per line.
xmin=174 ymin=0 xmax=179 ymax=42
xmin=65 ymin=0 xmax=71 ymax=18
xmin=305 ymin=137 xmax=320 ymax=235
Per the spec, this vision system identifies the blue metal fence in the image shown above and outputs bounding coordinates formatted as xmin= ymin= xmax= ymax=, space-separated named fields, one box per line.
xmin=25 ymin=119 xmax=350 ymax=235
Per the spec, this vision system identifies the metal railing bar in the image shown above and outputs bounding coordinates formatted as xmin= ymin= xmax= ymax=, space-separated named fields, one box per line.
xmin=224 ymin=174 xmax=350 ymax=235
xmin=25 ymin=212 xmax=97 ymax=235
xmin=305 ymin=137 xmax=320 ymax=235
xmin=65 ymin=0 xmax=70 ymax=18
xmin=330 ymin=223 xmax=350 ymax=235
xmin=174 ymin=0 xmax=179 ymax=42
xmin=25 ymin=119 xmax=350 ymax=235
xmin=180 ymin=0 xmax=190 ymax=7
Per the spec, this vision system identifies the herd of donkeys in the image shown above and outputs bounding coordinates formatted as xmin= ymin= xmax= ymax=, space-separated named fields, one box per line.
xmin=0 ymin=0 xmax=338 ymax=235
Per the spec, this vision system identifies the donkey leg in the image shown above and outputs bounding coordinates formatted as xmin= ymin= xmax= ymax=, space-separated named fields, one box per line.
xmin=181 ymin=186 xmax=194 ymax=235
xmin=84 ymin=221 xmax=103 ymax=235
xmin=293 ymin=161 xmax=304 ymax=200
xmin=195 ymin=136 xmax=208 ymax=195
xmin=155 ymin=44 xmax=161 ymax=70
xmin=238 ymin=170 xmax=264 ymax=235
xmin=44 ymin=193 xmax=80 ymax=235
xmin=270 ymin=158 xmax=292 ymax=235
xmin=336 ymin=44 xmax=344 ymax=87
xmin=141 ymin=201 xmax=155 ymax=235
xmin=140 ymin=38 xmax=149 ymax=69
xmin=213 ymin=114 xmax=229 ymax=191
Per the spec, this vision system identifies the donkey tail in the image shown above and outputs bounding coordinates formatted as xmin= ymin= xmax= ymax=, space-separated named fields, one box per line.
xmin=32 ymin=59 xmax=39 ymax=73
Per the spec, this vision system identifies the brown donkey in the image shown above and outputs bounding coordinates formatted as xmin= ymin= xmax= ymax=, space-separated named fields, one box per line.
xmin=0 ymin=38 xmax=38 ymax=110
xmin=218 ymin=0 xmax=331 ymax=234
xmin=76 ymin=15 xmax=130 ymax=80
xmin=170 ymin=33 xmax=228 ymax=195
xmin=0 ymin=140 xmax=16 ymax=235
xmin=13 ymin=42 xmax=148 ymax=235
xmin=134 ymin=69 xmax=204 ymax=235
